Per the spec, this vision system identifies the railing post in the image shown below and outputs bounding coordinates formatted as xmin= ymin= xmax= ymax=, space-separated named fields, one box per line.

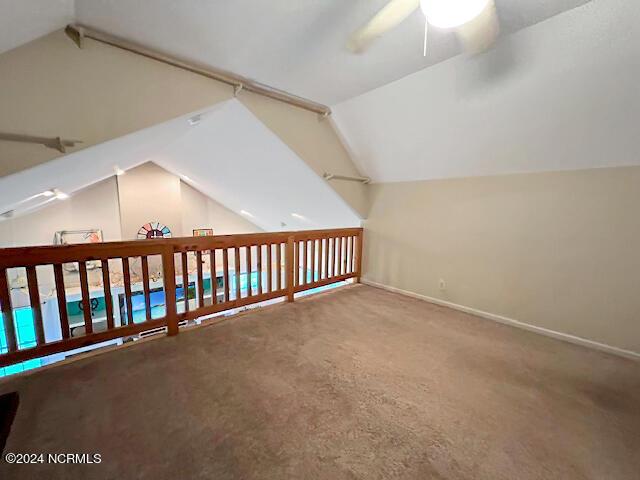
xmin=355 ymin=229 xmax=364 ymax=283
xmin=285 ymin=235 xmax=295 ymax=302
xmin=162 ymin=246 xmax=179 ymax=336
xmin=0 ymin=268 xmax=17 ymax=352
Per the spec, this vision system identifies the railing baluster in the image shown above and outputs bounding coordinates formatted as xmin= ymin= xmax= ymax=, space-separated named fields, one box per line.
xmin=343 ymin=237 xmax=348 ymax=275
xmin=286 ymin=236 xmax=295 ymax=302
xmin=351 ymin=236 xmax=355 ymax=273
xmin=318 ymin=238 xmax=324 ymax=281
xmin=343 ymin=236 xmax=348 ymax=275
xmin=326 ymin=238 xmax=330 ymax=278
xmin=26 ymin=266 xmax=45 ymax=345
xmin=234 ymin=247 xmax=241 ymax=300
xmin=181 ymin=252 xmax=189 ymax=313
xmin=210 ymin=248 xmax=217 ymax=305
xmin=257 ymin=244 xmax=263 ymax=295
xmin=302 ymin=240 xmax=308 ymax=285
xmin=351 ymin=236 xmax=356 ymax=273
xmin=266 ymin=244 xmax=272 ymax=293
xmin=356 ymin=231 xmax=363 ymax=283
xmin=78 ymin=261 xmax=93 ymax=334
xmin=246 ymin=245 xmax=252 ymax=297
xmin=122 ymin=258 xmax=134 ymax=326
xmin=337 ymin=237 xmax=341 ymax=276
xmin=324 ymin=239 xmax=329 ymax=278
xmin=332 ymin=237 xmax=337 ymax=277
xmin=316 ymin=240 xmax=321 ymax=281
xmin=141 ymin=256 xmax=152 ymax=321
xmin=196 ymin=250 xmax=205 ymax=307
xmin=293 ymin=241 xmax=302 ymax=286
xmin=312 ymin=239 xmax=318 ymax=282
xmin=223 ymin=248 xmax=230 ymax=302
xmin=162 ymin=249 xmax=178 ymax=336
xmin=101 ymin=260 xmax=114 ymax=329
xmin=0 ymin=268 xmax=17 ymax=352
xmin=54 ymin=264 xmax=70 ymax=338
xmin=276 ymin=243 xmax=282 ymax=291
xmin=336 ymin=237 xmax=341 ymax=276
xmin=323 ymin=238 xmax=329 ymax=279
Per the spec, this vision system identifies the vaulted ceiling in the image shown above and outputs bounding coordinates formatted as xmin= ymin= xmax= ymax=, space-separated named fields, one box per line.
xmin=0 ymin=100 xmax=361 ymax=230
xmin=2 ymin=0 xmax=636 ymax=186
xmin=333 ymin=0 xmax=640 ymax=182
xmin=3 ymin=0 xmax=591 ymax=104
xmin=0 ymin=0 xmax=73 ymax=55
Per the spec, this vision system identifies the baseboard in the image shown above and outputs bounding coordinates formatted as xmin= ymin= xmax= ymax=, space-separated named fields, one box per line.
xmin=362 ymin=279 xmax=640 ymax=361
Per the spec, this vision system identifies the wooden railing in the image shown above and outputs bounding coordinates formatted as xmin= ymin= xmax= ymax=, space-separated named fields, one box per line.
xmin=0 ymin=228 xmax=363 ymax=369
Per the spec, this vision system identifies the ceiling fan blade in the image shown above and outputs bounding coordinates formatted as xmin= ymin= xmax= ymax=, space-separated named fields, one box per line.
xmin=347 ymin=0 xmax=421 ymax=53
xmin=455 ymin=0 xmax=499 ymax=54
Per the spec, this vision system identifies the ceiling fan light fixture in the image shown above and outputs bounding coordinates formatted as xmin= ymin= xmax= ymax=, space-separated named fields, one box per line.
xmin=420 ymin=0 xmax=490 ymax=29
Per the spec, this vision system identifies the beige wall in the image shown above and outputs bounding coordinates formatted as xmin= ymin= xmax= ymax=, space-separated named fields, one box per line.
xmin=181 ymin=181 xmax=260 ymax=275
xmin=0 ymin=163 xmax=260 ymax=248
xmin=0 ymin=177 xmax=122 ymax=300
xmin=0 ymin=29 xmax=367 ymax=217
xmin=0 ymin=163 xmax=260 ymax=298
xmin=117 ymin=162 xmax=182 ymax=240
xmin=0 ymin=177 xmax=121 ymax=248
xmin=180 ymin=182 xmax=260 ymax=237
xmin=363 ymin=166 xmax=640 ymax=354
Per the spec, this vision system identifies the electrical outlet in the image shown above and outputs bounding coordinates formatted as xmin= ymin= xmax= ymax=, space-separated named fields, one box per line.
xmin=439 ymin=279 xmax=446 ymax=291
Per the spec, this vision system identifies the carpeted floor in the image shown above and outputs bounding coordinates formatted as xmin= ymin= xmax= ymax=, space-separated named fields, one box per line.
xmin=1 ymin=284 xmax=639 ymax=479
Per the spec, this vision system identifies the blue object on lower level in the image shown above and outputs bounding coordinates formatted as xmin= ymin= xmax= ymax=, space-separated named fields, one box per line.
xmin=0 ymin=307 xmax=43 ymax=377
xmin=122 ymin=272 xmax=261 ymax=323
xmin=0 ymin=271 xmax=349 ymax=377
xmin=298 ymin=280 xmax=347 ymax=297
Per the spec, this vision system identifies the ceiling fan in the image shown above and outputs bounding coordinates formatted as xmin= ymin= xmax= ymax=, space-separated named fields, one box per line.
xmin=348 ymin=0 xmax=499 ymax=56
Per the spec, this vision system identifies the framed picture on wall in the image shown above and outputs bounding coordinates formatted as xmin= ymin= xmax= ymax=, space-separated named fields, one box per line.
xmin=193 ymin=228 xmax=214 ymax=237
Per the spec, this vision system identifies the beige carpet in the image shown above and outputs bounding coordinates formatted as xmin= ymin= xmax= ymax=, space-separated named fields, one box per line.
xmin=1 ymin=284 xmax=639 ymax=479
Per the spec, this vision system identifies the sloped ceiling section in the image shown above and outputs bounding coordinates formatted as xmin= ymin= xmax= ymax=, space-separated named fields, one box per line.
xmin=333 ymin=0 xmax=640 ymax=183
xmin=2 ymin=0 xmax=592 ymax=104
xmin=0 ymin=100 xmax=361 ymax=231
xmin=0 ymin=0 xmax=74 ymax=55
xmin=72 ymin=0 xmax=590 ymax=104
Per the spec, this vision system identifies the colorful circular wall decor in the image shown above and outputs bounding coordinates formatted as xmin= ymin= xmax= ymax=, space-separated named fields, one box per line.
xmin=137 ymin=222 xmax=172 ymax=239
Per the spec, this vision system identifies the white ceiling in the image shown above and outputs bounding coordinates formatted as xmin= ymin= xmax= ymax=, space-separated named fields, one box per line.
xmin=1 ymin=0 xmax=591 ymax=105
xmin=333 ymin=0 xmax=640 ymax=183
xmin=0 ymin=0 xmax=74 ymax=55
xmin=0 ymin=99 xmax=361 ymax=230
xmin=2 ymin=0 xmax=633 ymax=186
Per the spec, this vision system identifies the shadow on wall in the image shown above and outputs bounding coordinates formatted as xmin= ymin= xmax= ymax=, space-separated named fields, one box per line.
xmin=363 ymin=228 xmax=407 ymax=293
xmin=455 ymin=33 xmax=525 ymax=99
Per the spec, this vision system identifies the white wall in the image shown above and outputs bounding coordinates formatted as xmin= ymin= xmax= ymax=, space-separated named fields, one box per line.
xmin=154 ymin=100 xmax=363 ymax=231
xmin=0 ymin=100 xmax=363 ymax=232
xmin=0 ymin=29 xmax=368 ymax=217
xmin=333 ymin=0 xmax=640 ymax=182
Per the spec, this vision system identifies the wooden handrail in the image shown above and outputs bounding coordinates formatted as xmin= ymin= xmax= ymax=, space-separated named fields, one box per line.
xmin=0 ymin=228 xmax=363 ymax=368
